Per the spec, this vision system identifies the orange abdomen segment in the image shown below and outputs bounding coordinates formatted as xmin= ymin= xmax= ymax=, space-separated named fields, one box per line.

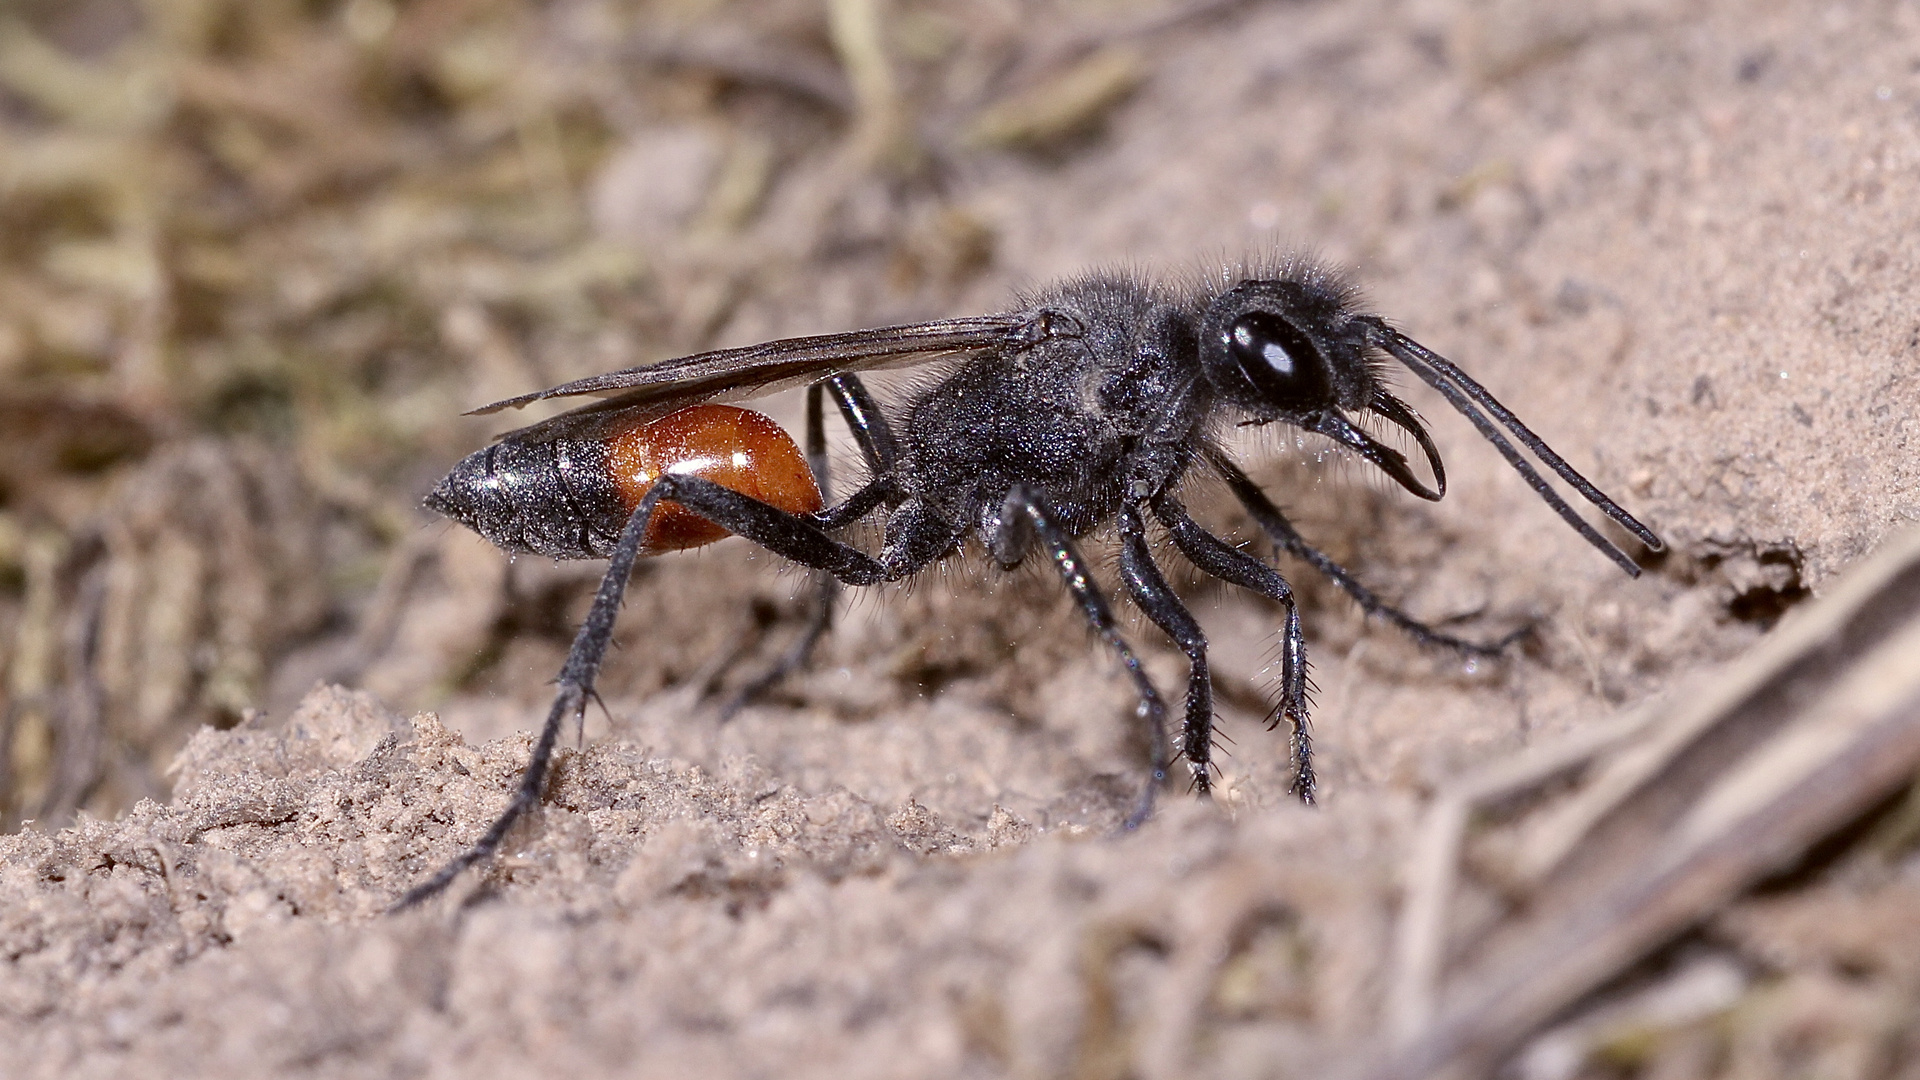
xmin=605 ymin=404 xmax=823 ymax=552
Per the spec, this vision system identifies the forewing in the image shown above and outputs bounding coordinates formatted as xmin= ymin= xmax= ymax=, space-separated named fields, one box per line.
xmin=468 ymin=315 xmax=1027 ymax=416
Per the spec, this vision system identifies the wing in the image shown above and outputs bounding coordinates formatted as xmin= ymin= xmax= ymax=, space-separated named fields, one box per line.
xmin=468 ymin=314 xmax=1029 ymax=417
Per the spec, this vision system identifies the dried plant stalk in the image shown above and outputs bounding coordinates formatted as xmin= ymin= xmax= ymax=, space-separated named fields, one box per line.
xmin=1366 ymin=527 xmax=1920 ymax=1080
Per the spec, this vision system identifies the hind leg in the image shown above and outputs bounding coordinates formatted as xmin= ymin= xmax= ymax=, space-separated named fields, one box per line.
xmin=393 ymin=470 xmax=930 ymax=909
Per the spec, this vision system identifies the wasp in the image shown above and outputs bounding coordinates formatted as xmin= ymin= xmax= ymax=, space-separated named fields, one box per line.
xmin=394 ymin=256 xmax=1661 ymax=907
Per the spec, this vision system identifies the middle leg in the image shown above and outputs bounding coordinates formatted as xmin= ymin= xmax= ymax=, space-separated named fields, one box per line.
xmin=1150 ymin=492 xmax=1317 ymax=805
xmin=999 ymin=486 xmax=1170 ymax=829
xmin=1117 ymin=503 xmax=1216 ymax=796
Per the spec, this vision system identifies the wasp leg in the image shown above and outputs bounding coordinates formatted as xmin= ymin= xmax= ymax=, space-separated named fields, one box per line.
xmin=1117 ymin=503 xmax=1215 ymax=797
xmin=1205 ymin=449 xmax=1523 ymax=658
xmin=393 ymin=474 xmax=934 ymax=909
xmin=824 ymin=372 xmax=898 ymax=473
xmin=1150 ymin=492 xmax=1316 ymax=805
xmin=715 ymin=381 xmax=845 ymax=718
xmin=716 ymin=371 xmax=917 ymax=715
xmin=390 ymin=476 xmax=671 ymax=910
xmin=997 ymin=486 xmax=1170 ymax=830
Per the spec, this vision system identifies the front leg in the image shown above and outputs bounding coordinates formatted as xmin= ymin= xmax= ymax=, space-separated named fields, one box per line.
xmin=1207 ymin=448 xmax=1522 ymax=658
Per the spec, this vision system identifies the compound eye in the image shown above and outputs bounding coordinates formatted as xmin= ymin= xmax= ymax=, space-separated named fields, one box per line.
xmin=1227 ymin=311 xmax=1332 ymax=411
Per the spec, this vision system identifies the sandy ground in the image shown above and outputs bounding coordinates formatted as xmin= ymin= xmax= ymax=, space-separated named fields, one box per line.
xmin=5 ymin=0 xmax=1920 ymax=1077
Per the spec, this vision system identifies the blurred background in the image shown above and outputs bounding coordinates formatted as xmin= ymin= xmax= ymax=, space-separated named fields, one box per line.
xmin=0 ymin=0 xmax=1196 ymax=827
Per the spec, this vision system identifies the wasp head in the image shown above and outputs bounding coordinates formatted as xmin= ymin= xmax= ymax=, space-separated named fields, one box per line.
xmin=1198 ymin=278 xmax=1446 ymax=501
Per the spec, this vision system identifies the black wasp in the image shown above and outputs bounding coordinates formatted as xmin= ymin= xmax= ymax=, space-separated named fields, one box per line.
xmin=395 ymin=256 xmax=1662 ymax=908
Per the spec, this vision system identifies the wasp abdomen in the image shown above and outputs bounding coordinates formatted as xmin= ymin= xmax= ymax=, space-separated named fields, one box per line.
xmin=603 ymin=404 xmax=823 ymax=552
xmin=425 ymin=404 xmax=822 ymax=560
